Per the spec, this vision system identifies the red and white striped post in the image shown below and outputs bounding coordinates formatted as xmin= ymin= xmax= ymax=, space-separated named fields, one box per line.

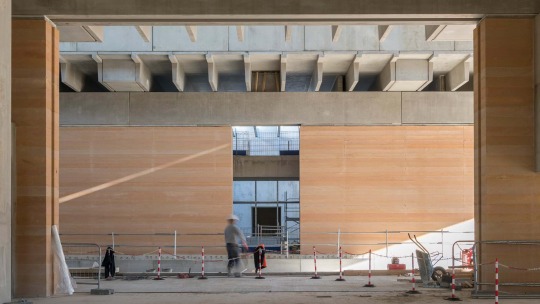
xmin=364 ymin=249 xmax=375 ymax=287
xmin=406 ymin=253 xmax=420 ymax=294
xmin=311 ymin=246 xmax=321 ymax=279
xmin=255 ymin=247 xmax=265 ymax=279
xmin=495 ymin=258 xmax=499 ymax=304
xmin=335 ymin=246 xmax=346 ymax=281
xmin=445 ymin=266 xmax=462 ymax=301
xmin=198 ymin=246 xmax=208 ymax=279
xmin=153 ymin=247 xmax=165 ymax=280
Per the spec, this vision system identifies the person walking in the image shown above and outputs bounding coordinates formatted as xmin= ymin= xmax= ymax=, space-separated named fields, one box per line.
xmin=101 ymin=246 xmax=116 ymax=280
xmin=224 ymin=214 xmax=248 ymax=277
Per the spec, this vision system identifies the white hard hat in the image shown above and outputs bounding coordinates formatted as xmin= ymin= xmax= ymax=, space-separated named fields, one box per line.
xmin=227 ymin=214 xmax=239 ymax=221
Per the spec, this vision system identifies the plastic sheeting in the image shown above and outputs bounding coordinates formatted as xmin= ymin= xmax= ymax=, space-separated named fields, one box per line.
xmin=52 ymin=225 xmax=74 ymax=295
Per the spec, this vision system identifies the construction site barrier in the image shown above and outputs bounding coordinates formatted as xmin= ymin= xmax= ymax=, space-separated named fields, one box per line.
xmin=363 ymin=249 xmax=375 ymax=287
xmin=311 ymin=246 xmax=320 ymax=279
xmin=199 ymin=246 xmax=207 ymax=280
xmin=335 ymin=246 xmax=345 ymax=281
xmin=62 ymin=243 xmax=102 ymax=290
xmin=153 ymin=247 xmax=164 ymax=280
xmin=406 ymin=253 xmax=421 ymax=294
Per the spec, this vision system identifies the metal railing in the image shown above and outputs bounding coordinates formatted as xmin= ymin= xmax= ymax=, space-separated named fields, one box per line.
xmin=63 ymin=243 xmax=102 ymax=290
xmin=468 ymin=240 xmax=540 ymax=298
xmin=233 ymin=131 xmax=299 ymax=156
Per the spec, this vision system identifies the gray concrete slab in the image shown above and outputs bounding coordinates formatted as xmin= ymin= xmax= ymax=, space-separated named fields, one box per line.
xmin=402 ymin=92 xmax=474 ymax=124
xmin=28 ymin=275 xmax=534 ymax=304
xmin=60 ymin=93 xmax=130 ymax=125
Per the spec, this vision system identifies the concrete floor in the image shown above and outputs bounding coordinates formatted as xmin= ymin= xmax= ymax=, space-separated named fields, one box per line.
xmin=28 ymin=275 xmax=537 ymax=304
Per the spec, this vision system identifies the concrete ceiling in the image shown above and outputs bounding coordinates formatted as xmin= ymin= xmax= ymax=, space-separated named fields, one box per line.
xmin=59 ymin=25 xmax=475 ymax=93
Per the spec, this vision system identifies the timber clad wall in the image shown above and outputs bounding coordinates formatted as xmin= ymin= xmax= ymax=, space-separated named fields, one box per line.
xmin=59 ymin=127 xmax=232 ymax=254
xmin=300 ymin=126 xmax=474 ymax=254
xmin=475 ymin=18 xmax=540 ymax=292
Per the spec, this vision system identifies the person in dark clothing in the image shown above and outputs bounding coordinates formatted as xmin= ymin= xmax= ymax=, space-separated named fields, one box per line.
xmin=253 ymin=244 xmax=267 ymax=274
xmin=102 ymin=246 xmax=116 ymax=280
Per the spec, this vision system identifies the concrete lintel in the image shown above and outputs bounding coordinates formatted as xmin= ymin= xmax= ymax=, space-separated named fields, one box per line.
xmin=331 ymin=25 xmax=342 ymax=43
xmin=309 ymin=55 xmax=324 ymax=91
xmin=244 ymin=54 xmax=251 ymax=92
xmin=425 ymin=25 xmax=447 ymax=41
xmin=185 ymin=25 xmax=197 ymax=42
xmin=59 ymin=92 xmax=474 ymax=126
xmin=236 ymin=25 xmax=245 ymax=41
xmin=345 ymin=55 xmax=361 ymax=91
xmin=446 ymin=60 xmax=470 ymax=91
xmin=378 ymin=25 xmax=393 ymax=42
xmin=60 ymin=62 xmax=85 ymax=92
xmin=169 ymin=55 xmax=185 ymax=92
xmin=135 ymin=25 xmax=152 ymax=42
xmin=206 ymin=54 xmax=219 ymax=91
xmin=280 ymin=54 xmax=287 ymax=92
xmin=13 ymin=1 xmax=540 ymax=25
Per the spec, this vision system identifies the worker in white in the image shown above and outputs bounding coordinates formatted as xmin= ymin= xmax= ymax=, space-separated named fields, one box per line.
xmin=224 ymin=214 xmax=248 ymax=277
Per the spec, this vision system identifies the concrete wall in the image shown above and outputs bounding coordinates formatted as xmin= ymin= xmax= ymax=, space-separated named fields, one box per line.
xmin=0 ymin=0 xmax=11 ymax=302
xmin=233 ymin=156 xmax=299 ymax=180
xmin=60 ymin=92 xmax=474 ymax=126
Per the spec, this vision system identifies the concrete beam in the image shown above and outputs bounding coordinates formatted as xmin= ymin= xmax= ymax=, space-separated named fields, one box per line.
xmin=96 ymin=54 xmax=152 ymax=92
xmin=309 ymin=55 xmax=324 ymax=91
xmin=280 ymin=54 xmax=287 ymax=92
xmin=236 ymin=26 xmax=245 ymax=41
xmin=446 ymin=59 xmax=470 ymax=91
xmin=417 ymin=61 xmax=433 ymax=91
xmin=285 ymin=25 xmax=292 ymax=41
xmin=60 ymin=61 xmax=85 ymax=92
xmin=58 ymin=25 xmax=104 ymax=42
xmin=185 ymin=25 xmax=197 ymax=42
xmin=380 ymin=59 xmax=433 ymax=92
xmin=15 ymin=1 xmax=539 ymax=25
xmin=331 ymin=25 xmax=343 ymax=43
xmin=234 ymin=156 xmax=299 ymax=180
xmin=206 ymin=54 xmax=219 ymax=91
xmin=402 ymin=92 xmax=473 ymax=124
xmin=244 ymin=54 xmax=251 ymax=92
xmin=59 ymin=91 xmax=474 ymax=126
xmin=425 ymin=25 xmax=446 ymax=41
xmin=169 ymin=55 xmax=185 ymax=92
xmin=345 ymin=55 xmax=360 ymax=91
xmin=378 ymin=25 xmax=393 ymax=42
xmin=135 ymin=25 xmax=152 ymax=42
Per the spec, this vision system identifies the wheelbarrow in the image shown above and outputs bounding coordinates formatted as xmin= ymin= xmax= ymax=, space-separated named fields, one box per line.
xmin=408 ymin=234 xmax=448 ymax=285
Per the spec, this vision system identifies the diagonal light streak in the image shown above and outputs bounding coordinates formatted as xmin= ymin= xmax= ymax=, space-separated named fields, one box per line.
xmin=59 ymin=143 xmax=230 ymax=204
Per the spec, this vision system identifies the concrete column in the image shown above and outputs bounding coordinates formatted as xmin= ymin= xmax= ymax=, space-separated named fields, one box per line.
xmin=0 ymin=0 xmax=12 ymax=302
xmin=475 ymin=17 xmax=539 ymax=293
xmin=12 ymin=18 xmax=59 ymax=297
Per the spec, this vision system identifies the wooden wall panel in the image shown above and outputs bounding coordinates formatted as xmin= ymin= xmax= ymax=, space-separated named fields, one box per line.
xmin=12 ymin=19 xmax=59 ymax=298
xmin=59 ymin=127 xmax=232 ymax=254
xmin=475 ymin=18 xmax=540 ymax=293
xmin=300 ymin=126 xmax=474 ymax=254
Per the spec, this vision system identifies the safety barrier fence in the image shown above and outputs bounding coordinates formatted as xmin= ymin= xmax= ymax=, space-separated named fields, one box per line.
xmin=60 ymin=229 xmax=474 ymax=258
xmin=468 ymin=240 xmax=540 ymax=299
xmin=62 ymin=243 xmax=102 ymax=290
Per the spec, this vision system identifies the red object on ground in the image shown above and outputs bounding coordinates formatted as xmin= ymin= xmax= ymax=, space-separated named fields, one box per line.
xmin=387 ymin=264 xmax=406 ymax=270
